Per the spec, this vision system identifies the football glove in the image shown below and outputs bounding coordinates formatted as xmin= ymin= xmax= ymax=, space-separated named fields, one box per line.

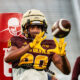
xmin=47 ymin=37 xmax=67 ymax=56
xmin=29 ymin=32 xmax=46 ymax=52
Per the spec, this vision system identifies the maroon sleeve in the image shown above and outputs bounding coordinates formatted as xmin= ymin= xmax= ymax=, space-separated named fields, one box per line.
xmin=72 ymin=56 xmax=80 ymax=80
xmin=10 ymin=36 xmax=17 ymax=46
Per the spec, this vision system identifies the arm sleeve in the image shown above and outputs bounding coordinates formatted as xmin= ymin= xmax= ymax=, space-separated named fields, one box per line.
xmin=10 ymin=37 xmax=16 ymax=46
xmin=72 ymin=57 xmax=80 ymax=80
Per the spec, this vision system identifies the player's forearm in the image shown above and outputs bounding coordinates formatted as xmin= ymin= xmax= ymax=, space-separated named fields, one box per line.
xmin=61 ymin=56 xmax=71 ymax=75
xmin=53 ymin=54 xmax=71 ymax=75
xmin=5 ymin=44 xmax=30 ymax=63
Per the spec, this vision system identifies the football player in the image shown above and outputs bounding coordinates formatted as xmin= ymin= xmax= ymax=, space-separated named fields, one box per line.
xmin=4 ymin=9 xmax=71 ymax=80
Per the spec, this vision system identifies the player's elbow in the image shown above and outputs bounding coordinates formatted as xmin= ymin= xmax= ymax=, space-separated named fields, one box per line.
xmin=4 ymin=57 xmax=9 ymax=63
xmin=4 ymin=56 xmax=11 ymax=63
xmin=63 ymin=71 xmax=70 ymax=75
xmin=63 ymin=69 xmax=71 ymax=75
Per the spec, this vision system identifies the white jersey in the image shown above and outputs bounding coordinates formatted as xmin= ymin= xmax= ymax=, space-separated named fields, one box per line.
xmin=12 ymin=68 xmax=48 ymax=80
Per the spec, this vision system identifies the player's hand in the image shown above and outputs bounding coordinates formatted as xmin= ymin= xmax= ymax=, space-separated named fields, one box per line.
xmin=29 ymin=31 xmax=46 ymax=49
xmin=47 ymin=37 xmax=67 ymax=56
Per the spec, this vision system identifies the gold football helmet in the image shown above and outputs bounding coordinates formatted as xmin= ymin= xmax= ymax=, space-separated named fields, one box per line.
xmin=21 ymin=9 xmax=48 ymax=37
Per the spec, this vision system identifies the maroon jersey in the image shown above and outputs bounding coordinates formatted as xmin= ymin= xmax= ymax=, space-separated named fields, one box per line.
xmin=10 ymin=36 xmax=56 ymax=70
xmin=72 ymin=56 xmax=80 ymax=80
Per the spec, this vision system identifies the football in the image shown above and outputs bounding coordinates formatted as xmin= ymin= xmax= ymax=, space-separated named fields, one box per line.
xmin=51 ymin=19 xmax=71 ymax=38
